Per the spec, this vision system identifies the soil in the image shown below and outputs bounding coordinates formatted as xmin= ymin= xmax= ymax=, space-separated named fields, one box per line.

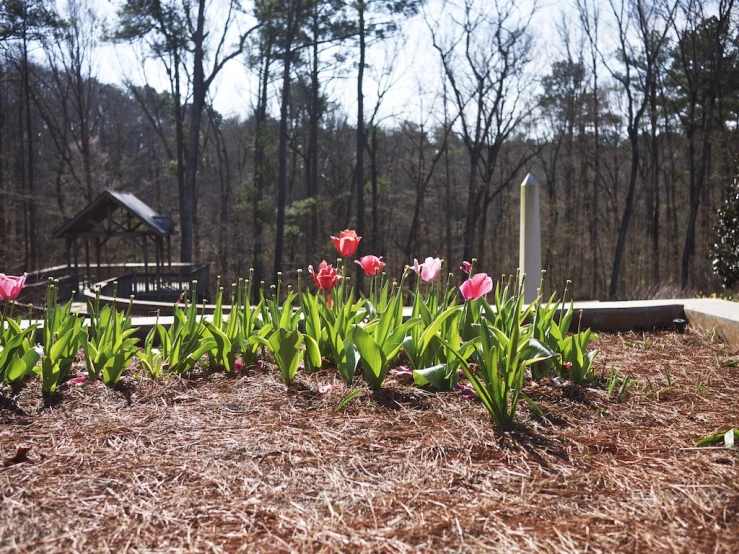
xmin=1 ymin=328 xmax=738 ymax=553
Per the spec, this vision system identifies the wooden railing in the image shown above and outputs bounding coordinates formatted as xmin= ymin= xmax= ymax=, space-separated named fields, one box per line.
xmin=19 ymin=266 xmax=80 ymax=305
xmin=18 ymin=262 xmax=210 ymax=315
xmin=97 ymin=264 xmax=210 ymax=302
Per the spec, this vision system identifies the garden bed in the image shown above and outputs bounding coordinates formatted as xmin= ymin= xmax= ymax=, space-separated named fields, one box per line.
xmin=1 ymin=329 xmax=738 ymax=553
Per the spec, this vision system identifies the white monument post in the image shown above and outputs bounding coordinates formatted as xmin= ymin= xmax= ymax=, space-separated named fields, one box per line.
xmin=519 ymin=173 xmax=542 ymax=304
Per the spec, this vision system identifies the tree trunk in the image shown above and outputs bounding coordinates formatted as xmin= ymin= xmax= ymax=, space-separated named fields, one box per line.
xmin=181 ymin=0 xmax=208 ymax=265
xmin=211 ymin=108 xmax=231 ymax=279
xmin=274 ymin=0 xmax=300 ymax=279
xmin=404 ymin=132 xmax=425 ymax=259
xmin=174 ymin=56 xmax=186 ymax=262
xmin=591 ymin=56 xmax=601 ymax=298
xmin=307 ymin=9 xmax=320 ymax=262
xmin=55 ymin=158 xmax=65 ymax=215
xmin=649 ymin=76 xmax=660 ymax=286
xmin=370 ymin=125 xmax=379 ymax=252
xmin=17 ymin=64 xmax=27 ymax=268
xmin=609 ymin=127 xmax=640 ymax=299
xmin=73 ymin=66 xmax=94 ymax=201
xmin=253 ymin=43 xmax=271 ymax=292
xmin=681 ymin=98 xmax=717 ymax=289
xmin=462 ymin=151 xmax=479 ymax=262
xmin=355 ymin=0 xmax=366 ymax=288
xmin=680 ymin=7 xmax=730 ymax=289
xmin=0 ymin=65 xmax=5 ymax=242
xmin=23 ymin=28 xmax=36 ymax=270
xmin=443 ymin=87 xmax=453 ymax=267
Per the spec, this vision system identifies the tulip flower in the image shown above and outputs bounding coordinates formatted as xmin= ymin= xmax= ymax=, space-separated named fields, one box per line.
xmin=331 ymin=229 xmax=361 ymax=258
xmin=453 ymin=381 xmax=479 ymax=401
xmin=420 ymin=257 xmax=442 ymax=282
xmin=65 ymin=375 xmax=88 ymax=388
xmin=460 ymin=272 xmax=493 ymax=301
xmin=412 ymin=258 xmax=422 ymax=276
xmin=308 ymin=261 xmax=343 ymax=307
xmin=355 ymin=255 xmax=385 ymax=276
xmin=460 ymin=261 xmax=472 ymax=274
xmin=0 ymin=273 xmax=27 ymax=302
xmin=309 ymin=261 xmax=342 ymax=291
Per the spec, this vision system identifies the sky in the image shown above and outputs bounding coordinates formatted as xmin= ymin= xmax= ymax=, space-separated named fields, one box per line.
xmin=89 ymin=0 xmax=567 ymax=126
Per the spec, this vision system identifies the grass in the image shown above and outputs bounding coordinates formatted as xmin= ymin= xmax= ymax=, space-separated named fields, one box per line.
xmin=0 ymin=328 xmax=738 ymax=553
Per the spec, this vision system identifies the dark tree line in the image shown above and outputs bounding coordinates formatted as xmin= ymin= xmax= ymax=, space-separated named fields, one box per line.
xmin=0 ymin=0 xmax=737 ymax=300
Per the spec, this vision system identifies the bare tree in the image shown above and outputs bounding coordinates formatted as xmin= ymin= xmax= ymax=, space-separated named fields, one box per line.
xmin=117 ymin=0 xmax=259 ymax=263
xmin=669 ymin=0 xmax=736 ymax=289
xmin=427 ymin=0 xmax=536 ymax=265
xmin=0 ymin=0 xmax=59 ymax=269
xmin=579 ymin=0 xmax=677 ymax=298
xmin=273 ymin=0 xmax=303 ymax=278
xmin=37 ymin=0 xmax=102 ymax=203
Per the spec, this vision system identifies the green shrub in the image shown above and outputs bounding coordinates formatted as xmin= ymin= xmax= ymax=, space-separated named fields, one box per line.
xmin=712 ymin=155 xmax=739 ymax=289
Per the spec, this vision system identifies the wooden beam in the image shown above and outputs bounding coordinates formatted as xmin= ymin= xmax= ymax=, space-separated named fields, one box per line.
xmin=71 ymin=231 xmax=153 ymax=240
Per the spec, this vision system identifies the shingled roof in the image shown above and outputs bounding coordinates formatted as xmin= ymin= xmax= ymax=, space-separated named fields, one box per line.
xmin=53 ymin=191 xmax=174 ymax=239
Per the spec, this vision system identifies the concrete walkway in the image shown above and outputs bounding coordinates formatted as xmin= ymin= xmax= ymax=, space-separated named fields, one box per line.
xmin=18 ymin=298 xmax=739 ymax=347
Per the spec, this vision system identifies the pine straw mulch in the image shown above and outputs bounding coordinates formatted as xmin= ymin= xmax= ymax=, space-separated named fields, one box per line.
xmin=1 ymin=328 xmax=738 ymax=554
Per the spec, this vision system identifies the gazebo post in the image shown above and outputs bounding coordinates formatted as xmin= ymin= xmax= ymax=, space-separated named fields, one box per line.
xmin=155 ymin=237 xmax=162 ymax=295
xmin=65 ymin=238 xmax=72 ymax=269
xmin=95 ymin=237 xmax=101 ymax=278
xmin=84 ymin=240 xmax=91 ymax=288
xmin=73 ymin=237 xmax=79 ymax=272
xmin=73 ymin=237 xmax=80 ymax=295
xmin=143 ymin=234 xmax=150 ymax=293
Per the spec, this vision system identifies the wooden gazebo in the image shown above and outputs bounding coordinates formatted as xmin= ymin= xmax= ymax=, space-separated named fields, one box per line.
xmin=53 ymin=190 xmax=174 ymax=296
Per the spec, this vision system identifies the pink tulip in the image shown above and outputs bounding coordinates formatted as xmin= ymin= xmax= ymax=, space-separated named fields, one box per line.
xmin=65 ymin=375 xmax=88 ymax=388
xmin=412 ymin=258 xmax=422 ymax=276
xmin=420 ymin=257 xmax=442 ymax=282
xmin=0 ymin=273 xmax=27 ymax=301
xmin=355 ymin=255 xmax=385 ymax=276
xmin=453 ymin=381 xmax=479 ymax=401
xmin=460 ymin=273 xmax=493 ymax=301
xmin=390 ymin=366 xmax=414 ymax=381
xmin=460 ymin=261 xmax=471 ymax=274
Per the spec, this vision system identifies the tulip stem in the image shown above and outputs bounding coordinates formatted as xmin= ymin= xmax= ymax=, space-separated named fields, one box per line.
xmin=341 ymin=259 xmax=347 ymax=303
xmin=1 ymin=300 xmax=7 ymax=334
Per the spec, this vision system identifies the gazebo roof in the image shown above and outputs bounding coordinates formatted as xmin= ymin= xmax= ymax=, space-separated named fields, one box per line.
xmin=53 ymin=191 xmax=174 ymax=239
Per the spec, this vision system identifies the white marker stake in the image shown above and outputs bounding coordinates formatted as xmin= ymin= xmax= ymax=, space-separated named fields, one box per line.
xmin=519 ymin=173 xmax=542 ymax=304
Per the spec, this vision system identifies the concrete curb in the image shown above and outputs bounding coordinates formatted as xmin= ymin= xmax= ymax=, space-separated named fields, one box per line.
xmin=102 ymin=298 xmax=739 ymax=346
xmin=682 ymin=299 xmax=739 ymax=346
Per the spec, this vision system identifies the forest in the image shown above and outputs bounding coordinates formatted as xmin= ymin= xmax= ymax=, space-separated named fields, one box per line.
xmin=0 ymin=0 xmax=737 ymax=300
